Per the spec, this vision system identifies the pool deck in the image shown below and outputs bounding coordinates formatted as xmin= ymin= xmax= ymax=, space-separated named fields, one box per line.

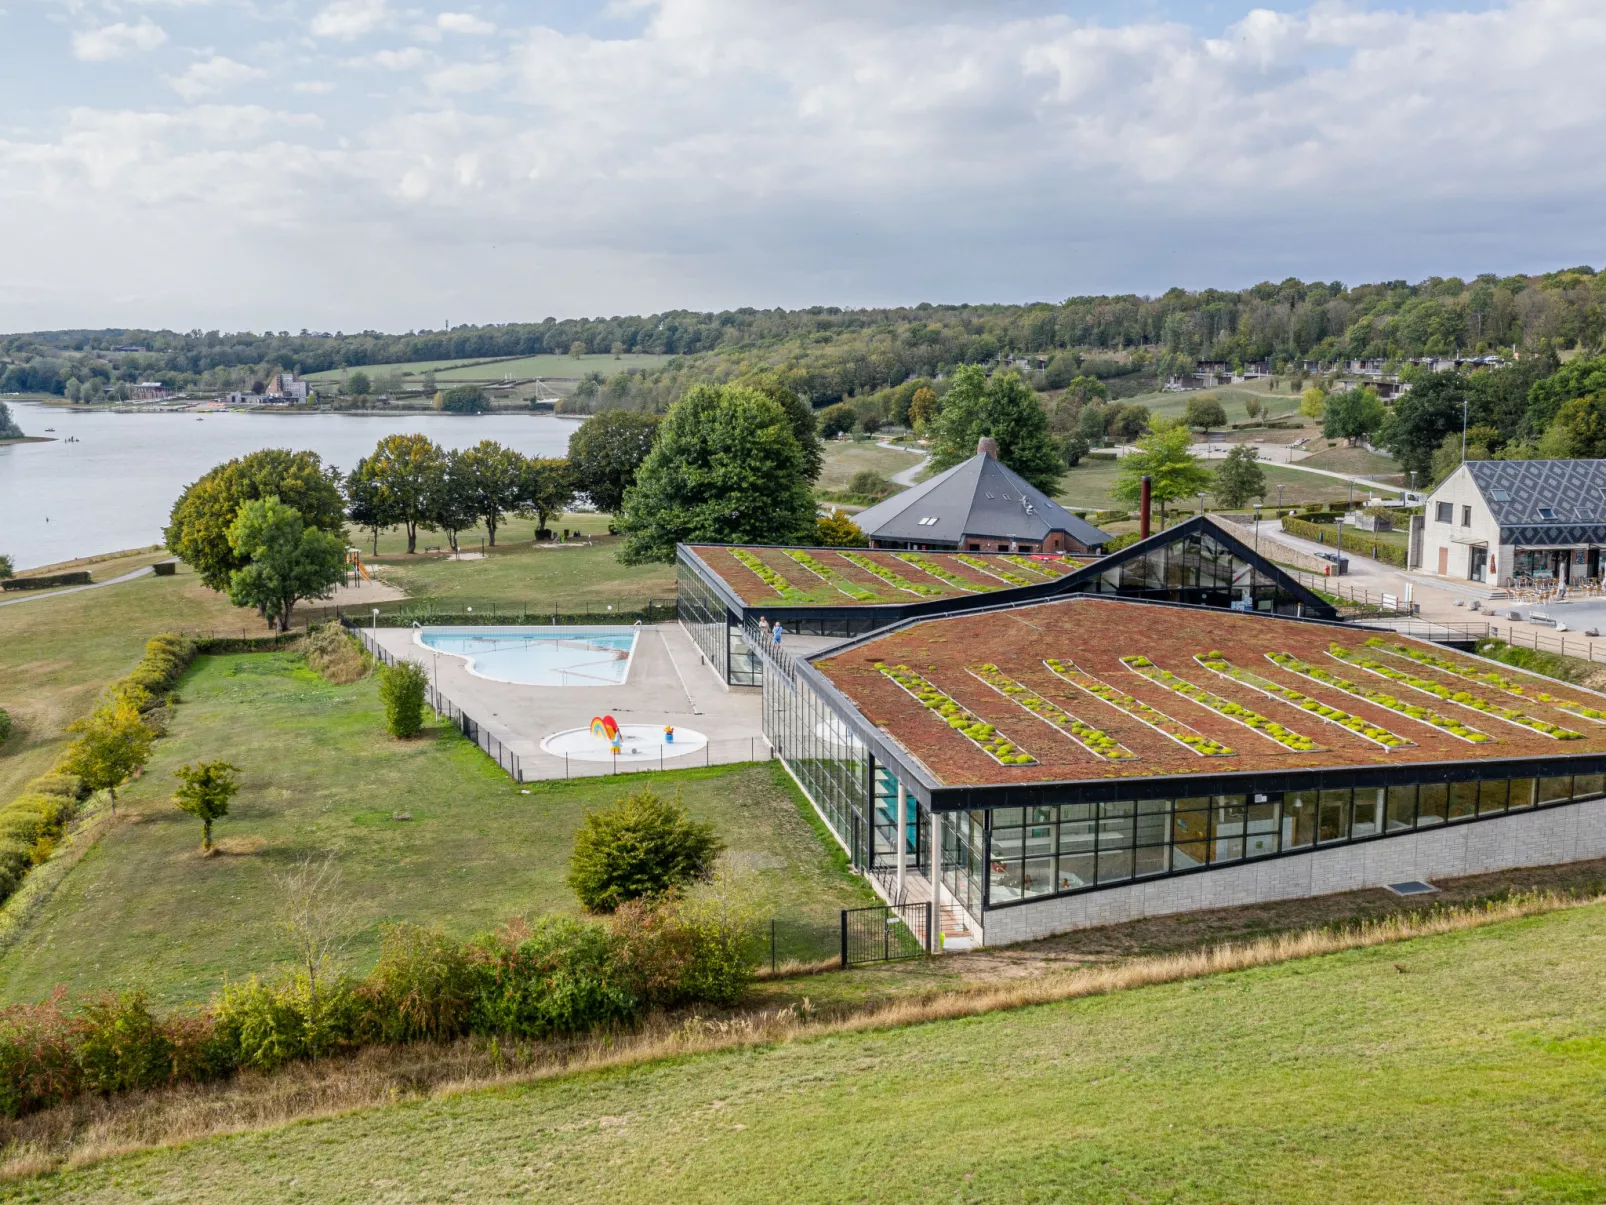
xmin=371 ymin=623 xmax=768 ymax=780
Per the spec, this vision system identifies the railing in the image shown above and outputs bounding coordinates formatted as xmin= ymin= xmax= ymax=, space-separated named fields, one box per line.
xmin=744 ymin=617 xmax=799 ymax=684
xmin=868 ymin=861 xmax=908 ymax=907
xmin=1286 ymin=568 xmax=1419 ymax=616
xmin=1350 ymin=619 xmax=1490 ymax=642
xmin=840 ymin=902 xmax=931 ymax=967
xmin=1487 ymin=622 xmax=1606 ymax=664
xmin=343 ymin=599 xmax=677 ymax=627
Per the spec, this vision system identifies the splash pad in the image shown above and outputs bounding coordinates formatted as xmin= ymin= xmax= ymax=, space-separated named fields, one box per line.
xmin=541 ymin=723 xmax=709 ymax=763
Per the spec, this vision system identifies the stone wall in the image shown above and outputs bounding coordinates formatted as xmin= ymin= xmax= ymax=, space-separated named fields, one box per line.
xmin=979 ymin=796 xmax=1606 ymax=946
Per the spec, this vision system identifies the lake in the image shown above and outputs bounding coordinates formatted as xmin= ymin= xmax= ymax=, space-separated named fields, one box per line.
xmin=0 ymin=402 xmax=581 ymax=571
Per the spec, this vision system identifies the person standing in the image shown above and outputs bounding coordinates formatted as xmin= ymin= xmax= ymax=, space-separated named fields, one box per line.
xmin=772 ymin=620 xmax=784 ymax=649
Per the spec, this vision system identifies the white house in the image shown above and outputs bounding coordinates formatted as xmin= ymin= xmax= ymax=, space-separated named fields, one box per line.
xmin=1419 ymin=460 xmax=1606 ymax=586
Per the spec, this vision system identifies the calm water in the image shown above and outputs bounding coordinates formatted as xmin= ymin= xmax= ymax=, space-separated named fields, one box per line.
xmin=0 ymin=403 xmax=580 ymax=570
xmin=418 ymin=627 xmax=638 ymax=686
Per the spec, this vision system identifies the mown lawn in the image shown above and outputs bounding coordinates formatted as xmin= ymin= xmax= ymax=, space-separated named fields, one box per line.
xmin=14 ymin=901 xmax=1606 ymax=1203
xmin=0 ymin=558 xmax=243 ymax=808
xmin=1057 ymin=457 xmax=1397 ymax=513
xmin=0 ymin=653 xmax=872 ymax=1008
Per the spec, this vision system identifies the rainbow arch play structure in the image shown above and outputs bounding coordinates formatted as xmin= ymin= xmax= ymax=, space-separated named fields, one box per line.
xmin=591 ymin=714 xmax=622 ymax=754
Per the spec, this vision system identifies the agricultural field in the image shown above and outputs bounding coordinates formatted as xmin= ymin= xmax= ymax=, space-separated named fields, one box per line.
xmin=0 ymin=652 xmax=873 ymax=1008
xmin=18 ymin=898 xmax=1606 ymax=1202
xmin=304 ymin=354 xmax=667 ymax=386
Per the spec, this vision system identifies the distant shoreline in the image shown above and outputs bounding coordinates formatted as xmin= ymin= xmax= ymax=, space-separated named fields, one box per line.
xmin=0 ymin=435 xmax=54 ymax=446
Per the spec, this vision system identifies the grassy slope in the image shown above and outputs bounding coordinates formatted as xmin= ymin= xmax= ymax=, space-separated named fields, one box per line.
xmin=0 ymin=653 xmax=871 ymax=1008
xmin=1057 ymin=458 xmax=1398 ymax=513
xmin=17 ymin=903 xmax=1606 ymax=1203
xmin=0 ymin=559 xmax=241 ymax=808
xmin=814 ymin=440 xmax=924 ymax=492
xmin=434 ymin=354 xmax=667 ymax=381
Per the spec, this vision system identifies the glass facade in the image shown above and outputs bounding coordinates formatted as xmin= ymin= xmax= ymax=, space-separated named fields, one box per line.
xmin=942 ymin=810 xmax=986 ymax=920
xmin=763 ymin=661 xmax=871 ymax=865
xmin=986 ymin=772 xmax=1606 ymax=908
xmin=872 ymin=766 xmax=928 ymax=872
xmin=1070 ymin=528 xmax=1308 ymax=614
xmin=677 ymin=558 xmax=730 ymax=682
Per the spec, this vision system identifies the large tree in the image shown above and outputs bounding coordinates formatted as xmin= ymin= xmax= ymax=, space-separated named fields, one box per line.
xmin=366 ymin=433 xmax=445 ymax=554
xmin=457 ymin=440 xmax=528 ymax=546
xmin=745 ymin=375 xmax=824 ymax=483
xmin=1525 ymin=349 xmax=1603 ymax=435
xmin=166 ymin=449 xmax=345 ymax=592
xmin=226 ymin=497 xmax=348 ymax=631
xmin=1113 ymin=420 xmax=1214 ymax=523
xmin=521 ymin=457 xmax=575 ymax=536
xmin=0 ymin=401 xmax=21 ymax=440
xmin=1379 ymin=373 xmax=1467 ymax=486
xmin=344 ymin=456 xmax=389 ymax=556
xmin=1323 ymin=386 xmax=1387 ymax=446
xmin=1213 ymin=445 xmax=1267 ymax=508
xmin=927 ymin=366 xmax=1064 ymax=493
xmin=1182 ymin=395 xmax=1228 ymax=437
xmin=566 ymin=409 xmax=660 ymax=513
xmin=617 ymin=384 xmax=816 ymax=563
xmin=426 ymin=449 xmax=480 ymax=552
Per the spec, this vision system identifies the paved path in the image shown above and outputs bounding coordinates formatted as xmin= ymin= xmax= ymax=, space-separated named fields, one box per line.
xmin=0 ymin=565 xmax=153 ymax=607
xmin=876 ymin=441 xmax=930 ymax=486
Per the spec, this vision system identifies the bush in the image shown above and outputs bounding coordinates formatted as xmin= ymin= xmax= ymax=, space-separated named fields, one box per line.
xmin=378 ymin=660 xmax=429 ymax=738
xmin=0 ymin=993 xmax=81 ymax=1118
xmin=363 ymin=923 xmax=478 ymax=1044
xmin=0 ymin=709 xmax=9 ymax=748
xmin=212 ymin=974 xmax=362 ymax=1071
xmin=467 ymin=916 xmax=637 ymax=1038
xmin=304 ymin=624 xmax=369 ymax=685
xmin=567 ymin=788 xmax=723 ymax=912
xmin=846 ymin=470 xmax=896 ymax=503
xmin=26 ymin=772 xmax=83 ymax=802
xmin=818 ymin=402 xmax=858 ymax=438
xmin=73 ymin=992 xmax=175 ymax=1095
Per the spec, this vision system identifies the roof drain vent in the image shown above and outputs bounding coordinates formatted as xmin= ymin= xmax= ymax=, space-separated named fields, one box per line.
xmin=1384 ymin=880 xmax=1437 ymax=896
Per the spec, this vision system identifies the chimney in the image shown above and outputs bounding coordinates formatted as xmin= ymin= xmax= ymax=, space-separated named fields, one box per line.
xmin=977 ymin=436 xmax=999 ymax=459
xmin=1140 ymin=475 xmax=1152 ymax=539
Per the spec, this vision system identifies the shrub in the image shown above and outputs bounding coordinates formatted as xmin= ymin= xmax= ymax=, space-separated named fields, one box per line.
xmin=304 ymin=624 xmax=369 ymax=685
xmin=363 ymin=923 xmax=477 ymax=1044
xmin=467 ymin=916 xmax=637 ymax=1038
xmin=0 ymin=993 xmax=82 ymax=1118
xmin=73 ymin=992 xmax=175 ymax=1095
xmin=26 ymin=772 xmax=83 ymax=802
xmin=0 ymin=709 xmax=9 ymax=748
xmin=567 ymin=787 xmax=723 ymax=912
xmin=378 ymin=660 xmax=429 ymax=739
xmin=211 ymin=974 xmax=361 ymax=1072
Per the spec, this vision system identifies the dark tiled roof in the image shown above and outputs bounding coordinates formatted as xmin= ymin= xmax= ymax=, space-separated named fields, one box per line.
xmin=852 ymin=452 xmax=1109 ymax=547
xmin=1466 ymin=460 xmax=1606 ymax=527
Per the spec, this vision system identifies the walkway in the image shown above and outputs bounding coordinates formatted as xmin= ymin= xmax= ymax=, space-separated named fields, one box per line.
xmin=875 ymin=440 xmax=930 ymax=486
xmin=0 ymin=564 xmax=153 ymax=607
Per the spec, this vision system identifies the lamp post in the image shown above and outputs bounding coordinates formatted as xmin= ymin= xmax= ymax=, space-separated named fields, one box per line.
xmin=1198 ymin=492 xmax=1207 ymax=520
xmin=371 ymin=607 xmax=379 ymax=635
xmin=1276 ymin=483 xmax=1285 ymax=511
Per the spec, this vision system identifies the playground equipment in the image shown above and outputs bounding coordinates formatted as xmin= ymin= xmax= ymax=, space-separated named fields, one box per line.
xmin=346 ymin=549 xmax=374 ymax=583
xmin=591 ymin=714 xmax=622 ymax=755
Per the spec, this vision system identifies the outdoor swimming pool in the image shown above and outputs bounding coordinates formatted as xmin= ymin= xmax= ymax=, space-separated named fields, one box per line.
xmin=417 ymin=627 xmax=639 ymax=686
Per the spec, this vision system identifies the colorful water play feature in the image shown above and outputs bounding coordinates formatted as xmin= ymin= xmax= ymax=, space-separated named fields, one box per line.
xmin=541 ymin=723 xmax=709 ymax=763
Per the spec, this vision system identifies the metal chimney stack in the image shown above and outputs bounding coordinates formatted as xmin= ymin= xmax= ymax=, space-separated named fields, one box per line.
xmin=1140 ymin=475 xmax=1152 ymax=539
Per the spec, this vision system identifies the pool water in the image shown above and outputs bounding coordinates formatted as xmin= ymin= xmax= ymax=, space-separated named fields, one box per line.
xmin=418 ymin=627 xmax=639 ymax=686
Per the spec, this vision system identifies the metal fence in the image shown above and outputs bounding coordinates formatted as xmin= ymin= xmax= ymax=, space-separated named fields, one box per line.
xmin=840 ymin=903 xmax=931 ymax=966
xmin=1351 ymin=619 xmax=1491 ymax=642
xmin=1491 ymin=623 xmax=1606 ymax=664
xmin=348 ymin=599 xmax=677 ymax=627
xmin=1287 ymin=568 xmax=1419 ymax=616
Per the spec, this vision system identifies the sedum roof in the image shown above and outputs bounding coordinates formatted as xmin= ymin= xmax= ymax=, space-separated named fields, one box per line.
xmin=811 ymin=597 xmax=1606 ymax=787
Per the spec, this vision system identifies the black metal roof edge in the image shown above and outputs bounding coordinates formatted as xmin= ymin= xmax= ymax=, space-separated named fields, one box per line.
xmin=924 ymin=752 xmax=1606 ymax=813
xmin=1151 ymin=513 xmax=1336 ymax=615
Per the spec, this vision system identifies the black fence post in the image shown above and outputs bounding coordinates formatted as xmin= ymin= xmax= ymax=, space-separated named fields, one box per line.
xmin=771 ymin=919 xmax=777 ymax=974
xmin=839 ymin=910 xmax=848 ymax=969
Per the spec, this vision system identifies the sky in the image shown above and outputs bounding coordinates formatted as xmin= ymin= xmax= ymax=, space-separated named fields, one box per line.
xmin=0 ymin=0 xmax=1598 ymax=332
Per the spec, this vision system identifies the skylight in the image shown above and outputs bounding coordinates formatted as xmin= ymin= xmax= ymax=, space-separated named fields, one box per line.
xmin=1539 ymin=507 xmax=1559 ymax=520
xmin=1490 ymin=489 xmax=1511 ymax=502
xmin=917 ymin=516 xmax=939 ymax=526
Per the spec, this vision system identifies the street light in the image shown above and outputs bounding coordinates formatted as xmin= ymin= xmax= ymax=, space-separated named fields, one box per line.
xmin=371 ymin=607 xmax=379 ymax=635
xmin=1197 ymin=492 xmax=1207 ymax=520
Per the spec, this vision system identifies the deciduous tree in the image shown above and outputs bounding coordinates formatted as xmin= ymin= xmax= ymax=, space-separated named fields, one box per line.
xmin=426 ymin=449 xmax=480 ymax=552
xmin=166 ymin=450 xmax=346 ymax=592
xmin=818 ymin=403 xmax=858 ymax=438
xmin=1183 ymin=394 xmax=1227 ymax=436
xmin=457 ymin=441 xmax=527 ymax=545
xmin=617 ymin=385 xmax=816 ymax=563
xmin=344 ymin=456 xmax=389 ymax=556
xmin=225 ymin=497 xmax=348 ymax=632
xmin=566 ymin=410 xmax=660 ymax=514
xmin=172 ymin=760 xmax=241 ymax=851
xmin=65 ymin=700 xmax=154 ymax=811
xmin=521 ymin=457 xmax=575 ymax=536
xmin=1113 ymin=419 xmax=1214 ymax=523
xmin=365 ymin=433 xmax=444 ymax=554
xmin=346 ymin=370 xmax=372 ymax=397
xmin=928 ymin=366 xmax=1064 ymax=493
xmin=1213 ymin=445 xmax=1267 ymax=508
xmin=1323 ymin=386 xmax=1387 ymax=446
xmin=815 ymin=511 xmax=868 ymax=546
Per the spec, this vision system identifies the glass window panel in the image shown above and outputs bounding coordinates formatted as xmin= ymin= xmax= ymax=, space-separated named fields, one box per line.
xmin=993 ymin=807 xmax=1026 ymax=827
xmin=1283 ymin=791 xmax=1316 ymax=847
xmin=1134 ymin=844 xmax=1170 ymax=877
xmin=1137 ymin=798 xmax=1170 ymax=814
xmin=1024 ymin=824 xmax=1054 ymax=861
xmin=1135 ymin=805 xmax=1170 ymax=847
xmin=1352 ymin=788 xmax=1383 ymax=838
xmin=1418 ymin=782 xmax=1448 ymax=826
xmin=1098 ymin=801 xmax=1136 ymax=850
xmin=989 ymin=856 xmax=1023 ymax=903
xmin=1386 ymin=784 xmax=1417 ymax=831
xmin=1509 ymin=779 xmax=1537 ymax=810
xmin=1030 ymin=805 xmax=1057 ymax=825
xmin=1538 ymin=776 xmax=1572 ymax=805
xmin=992 ymin=828 xmax=1024 ymax=863
xmin=1023 ymin=856 xmax=1055 ymax=898
xmin=1575 ymin=774 xmax=1605 ymax=800
xmin=1061 ymin=802 xmax=1096 ymax=825
xmin=1318 ymin=789 xmax=1351 ymax=843
xmin=1056 ymin=852 xmax=1096 ymax=892
xmin=1448 ymin=780 xmax=1478 ymax=821
xmin=1212 ymin=795 xmax=1248 ymax=863
xmin=1172 ymin=809 xmax=1210 ymax=868
xmin=1478 ymin=779 xmax=1509 ymax=816
xmin=1246 ymin=802 xmax=1279 ymax=857
xmin=1097 ymin=848 xmax=1134 ymax=884
xmin=1058 ymin=814 xmax=1097 ymax=855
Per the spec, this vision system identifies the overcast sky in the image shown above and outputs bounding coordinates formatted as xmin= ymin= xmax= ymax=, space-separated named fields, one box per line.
xmin=1 ymin=0 xmax=1597 ymax=332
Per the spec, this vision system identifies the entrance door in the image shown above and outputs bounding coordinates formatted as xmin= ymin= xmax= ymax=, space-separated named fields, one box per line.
xmin=1469 ymin=545 xmax=1487 ymax=583
xmin=1437 ymin=547 xmax=1449 ymax=574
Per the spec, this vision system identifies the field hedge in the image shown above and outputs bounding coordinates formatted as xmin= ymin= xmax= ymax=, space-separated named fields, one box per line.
xmin=0 ymin=572 xmax=92 ymax=592
xmin=0 ymin=897 xmax=752 ymax=1117
xmin=1281 ymin=515 xmax=1407 ymax=567
xmin=0 ymin=634 xmax=195 ymax=910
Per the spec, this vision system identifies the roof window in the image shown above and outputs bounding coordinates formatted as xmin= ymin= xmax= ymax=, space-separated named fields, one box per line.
xmin=1538 ymin=507 xmax=1559 ymax=520
xmin=1489 ymin=489 xmax=1510 ymax=502
xmin=917 ymin=516 xmax=939 ymax=526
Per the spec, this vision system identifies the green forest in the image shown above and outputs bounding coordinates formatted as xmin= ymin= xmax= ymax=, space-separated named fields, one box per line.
xmin=3 ymin=264 xmax=1603 ymax=407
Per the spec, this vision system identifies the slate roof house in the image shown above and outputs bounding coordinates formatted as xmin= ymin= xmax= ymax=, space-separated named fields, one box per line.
xmin=1419 ymin=460 xmax=1606 ymax=586
xmin=850 ymin=439 xmax=1110 ymax=554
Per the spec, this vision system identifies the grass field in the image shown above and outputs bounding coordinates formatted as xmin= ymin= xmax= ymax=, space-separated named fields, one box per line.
xmin=0 ymin=652 xmax=873 ymax=1009
xmin=16 ymin=899 xmax=1606 ymax=1202
xmin=1056 ymin=457 xmax=1399 ymax=513
xmin=1131 ymin=381 xmax=1308 ymax=426
xmin=0 ymin=556 xmax=243 ymax=810
xmin=814 ymin=439 xmax=924 ymax=492
xmin=305 ymin=355 xmax=668 ymax=385
xmin=1300 ymin=444 xmax=1406 ymax=477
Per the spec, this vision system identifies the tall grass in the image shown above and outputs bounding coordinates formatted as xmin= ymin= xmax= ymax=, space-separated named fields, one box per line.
xmin=2 ymin=886 xmax=1592 ymax=1180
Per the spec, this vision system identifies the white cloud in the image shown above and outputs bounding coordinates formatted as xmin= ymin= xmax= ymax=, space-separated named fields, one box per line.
xmin=166 ymin=55 xmax=268 ymax=101
xmin=437 ymin=11 xmax=494 ymax=35
xmin=295 ymin=80 xmax=337 ymax=94
xmin=310 ymin=0 xmax=388 ymax=40
xmin=71 ymin=19 xmax=167 ymax=61
xmin=10 ymin=0 xmax=1606 ymax=331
